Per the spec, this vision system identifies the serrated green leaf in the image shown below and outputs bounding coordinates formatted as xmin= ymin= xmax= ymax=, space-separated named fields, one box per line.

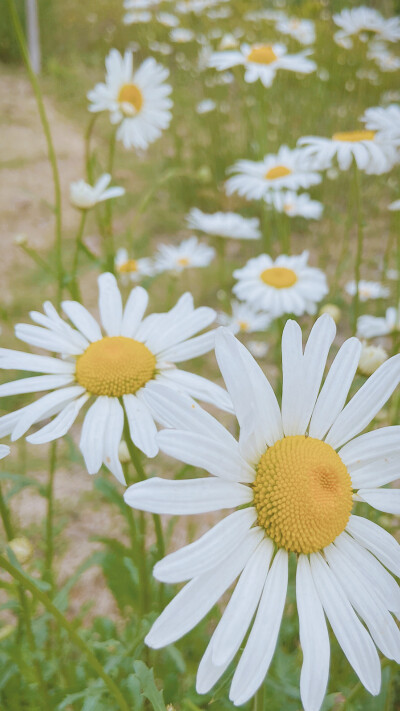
xmin=133 ymin=660 xmax=167 ymax=711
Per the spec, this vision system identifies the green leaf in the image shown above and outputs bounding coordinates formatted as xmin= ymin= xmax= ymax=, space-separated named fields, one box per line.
xmin=133 ymin=660 xmax=167 ymax=711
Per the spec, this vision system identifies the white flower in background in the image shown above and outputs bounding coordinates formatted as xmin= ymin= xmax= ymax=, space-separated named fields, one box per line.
xmin=361 ymin=104 xmax=400 ymax=145
xmin=358 ymin=343 xmax=388 ymax=376
xmin=187 ymin=209 xmax=261 ymax=240
xmin=176 ymin=0 xmax=229 ymax=14
xmin=87 ymin=50 xmax=173 ymax=151
xmin=124 ymin=0 xmax=159 ymax=8
xmin=170 ymin=28 xmax=195 ymax=43
xmin=196 ymin=99 xmax=216 ymax=114
xmin=333 ymin=7 xmax=400 ymax=49
xmin=247 ymin=340 xmax=269 ymax=358
xmin=157 ymin=12 xmax=179 ymax=27
xmin=218 ymin=33 xmax=239 ymax=50
xmin=345 ymin=280 xmax=390 ymax=302
xmin=264 ymin=190 xmax=323 ymax=219
xmin=69 ymin=174 xmax=125 ymax=210
xmin=115 ymin=248 xmax=155 ymax=283
xmin=154 ymin=237 xmax=215 ymax=273
xmin=357 ymin=307 xmax=400 ymax=338
xmin=389 ymin=199 xmax=400 ymax=211
xmin=233 ymin=252 xmax=328 ymax=318
xmin=276 ymin=17 xmax=316 ymax=45
xmin=149 ymin=41 xmax=173 ymax=56
xmin=367 ymin=42 xmax=400 ymax=72
xmin=244 ymin=9 xmax=286 ymax=22
xmin=226 ymin=146 xmax=321 ymax=201
xmin=217 ymin=301 xmax=271 ymax=334
xmin=320 ymin=303 xmax=341 ymax=324
xmin=123 ymin=10 xmax=152 ymax=23
xmin=125 ymin=316 xmax=400 ymax=710
xmin=298 ymin=131 xmax=395 ymax=174
xmin=208 ymin=43 xmax=316 ymax=88
xmin=0 ymin=445 xmax=10 ymax=460
xmin=206 ymin=6 xmax=231 ymax=19
xmin=0 ymin=274 xmax=231 ymax=483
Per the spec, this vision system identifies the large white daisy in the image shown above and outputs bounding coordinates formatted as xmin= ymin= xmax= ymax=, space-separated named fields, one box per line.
xmin=233 ymin=252 xmax=328 ymax=318
xmin=208 ymin=42 xmax=316 ymax=88
xmin=225 ymin=146 xmax=322 ymax=200
xmin=333 ymin=7 xmax=400 ymax=49
xmin=0 ymin=274 xmax=231 ymax=484
xmin=87 ymin=50 xmax=173 ymax=150
xmin=186 ymin=208 xmax=261 ymax=240
xmin=125 ymin=315 xmax=400 ymax=710
xmin=298 ymin=131 xmax=395 ymax=174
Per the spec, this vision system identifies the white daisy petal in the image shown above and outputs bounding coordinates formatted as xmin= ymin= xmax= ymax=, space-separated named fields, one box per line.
xmin=310 ymin=552 xmax=381 ymax=696
xmin=103 ymin=398 xmax=125 ymax=484
xmin=281 ymin=319 xmax=304 ymax=436
xmin=153 ymin=508 xmax=257 ymax=583
xmin=120 ymin=287 xmax=149 ymax=338
xmin=357 ymin=488 xmax=400 ymax=515
xmin=325 ymin=355 xmax=400 ymax=449
xmin=350 ymin=458 xmax=400 ymax=488
xmin=11 ymin=386 xmax=85 ymax=441
xmin=0 ymin=445 xmax=10 ymax=460
xmin=0 ymin=374 xmax=74 ymax=398
xmin=98 ymin=273 xmax=123 ymax=336
xmin=229 ymin=549 xmax=288 ymax=706
xmin=160 ymin=331 xmax=216 ymax=363
xmin=61 ymin=301 xmax=103 ymax=342
xmin=26 ymin=394 xmax=89 ymax=444
xmin=15 ymin=324 xmax=83 ymax=356
xmin=123 ymin=393 xmax=158 ymax=458
xmin=196 ymin=639 xmax=227 ymax=695
xmin=339 ymin=426 xmax=400 ymax=468
xmin=80 ymin=397 xmax=110 ymax=474
xmin=145 ymin=527 xmax=264 ymax=648
xmin=158 ymin=369 xmax=233 ymax=412
xmin=347 ymin=515 xmax=400 ymax=578
xmin=0 ymin=349 xmax=75 ymax=374
xmin=124 ymin=477 xmax=253 ymax=514
xmin=296 ymin=555 xmax=330 ymax=711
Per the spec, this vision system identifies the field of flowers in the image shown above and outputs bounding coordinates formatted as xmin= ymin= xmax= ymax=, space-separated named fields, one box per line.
xmin=0 ymin=0 xmax=400 ymax=709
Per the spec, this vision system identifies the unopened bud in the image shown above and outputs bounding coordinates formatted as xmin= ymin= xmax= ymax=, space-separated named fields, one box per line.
xmin=9 ymin=537 xmax=33 ymax=565
xmin=118 ymin=440 xmax=130 ymax=463
xmin=358 ymin=343 xmax=388 ymax=376
xmin=319 ymin=303 xmax=341 ymax=324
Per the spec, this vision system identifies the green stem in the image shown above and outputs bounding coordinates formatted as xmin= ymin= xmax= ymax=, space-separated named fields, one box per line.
xmin=70 ymin=211 xmax=88 ymax=299
xmin=104 ymin=130 xmax=117 ymax=273
xmin=0 ymin=553 xmax=130 ymax=711
xmin=254 ymin=684 xmax=265 ymax=711
xmin=45 ymin=441 xmax=57 ymax=590
xmin=6 ymin=0 xmax=63 ymax=305
xmin=352 ymin=161 xmax=364 ymax=335
xmin=127 ymin=441 xmax=165 ymax=560
xmin=0 ymin=483 xmax=13 ymax=540
xmin=85 ymin=114 xmax=98 ymax=183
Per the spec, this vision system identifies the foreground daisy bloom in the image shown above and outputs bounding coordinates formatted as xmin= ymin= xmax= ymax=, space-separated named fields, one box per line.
xmin=0 ymin=274 xmax=231 ymax=483
xmin=233 ymin=252 xmax=328 ymax=318
xmin=345 ymin=280 xmax=390 ymax=302
xmin=357 ymin=307 xmax=400 ymax=339
xmin=208 ymin=42 xmax=316 ymax=88
xmin=115 ymin=248 xmax=155 ymax=283
xmin=69 ymin=174 xmax=125 ymax=210
xmin=298 ymin=132 xmax=394 ymax=174
xmin=333 ymin=7 xmax=400 ymax=49
xmin=361 ymin=104 xmax=400 ymax=145
xmin=125 ymin=316 xmax=400 ymax=709
xmin=217 ymin=301 xmax=271 ymax=335
xmin=264 ymin=190 xmax=323 ymax=219
xmin=153 ymin=237 xmax=215 ymax=273
xmin=226 ymin=146 xmax=321 ymax=201
xmin=87 ymin=50 xmax=172 ymax=150
xmin=186 ymin=208 xmax=261 ymax=240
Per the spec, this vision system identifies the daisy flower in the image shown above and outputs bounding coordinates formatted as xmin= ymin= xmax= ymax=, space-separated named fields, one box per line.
xmin=69 ymin=174 xmax=125 ymax=210
xmin=0 ymin=274 xmax=231 ymax=484
xmin=208 ymin=42 xmax=316 ymax=88
xmin=115 ymin=248 xmax=155 ymax=283
xmin=345 ymin=280 xmax=390 ymax=302
xmin=361 ymin=104 xmax=400 ymax=145
xmin=233 ymin=252 xmax=328 ymax=318
xmin=217 ymin=301 xmax=271 ymax=335
xmin=264 ymin=190 xmax=323 ymax=219
xmin=153 ymin=237 xmax=215 ymax=274
xmin=389 ymin=199 xmax=400 ymax=211
xmin=275 ymin=17 xmax=316 ymax=45
xmin=367 ymin=42 xmax=400 ymax=72
xmin=186 ymin=209 xmax=261 ymax=240
xmin=123 ymin=10 xmax=152 ymax=24
xmin=357 ymin=307 xmax=400 ymax=339
xmin=196 ymin=99 xmax=216 ymax=114
xmin=125 ymin=316 xmax=400 ymax=710
xmin=87 ymin=50 xmax=173 ymax=151
xmin=333 ymin=7 xmax=400 ymax=49
xmin=225 ymin=146 xmax=322 ymax=200
xmin=298 ymin=131 xmax=395 ymax=174
xmin=170 ymin=28 xmax=195 ymax=43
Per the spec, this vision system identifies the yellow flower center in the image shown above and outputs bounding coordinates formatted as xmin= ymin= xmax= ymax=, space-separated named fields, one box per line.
xmin=177 ymin=257 xmax=190 ymax=266
xmin=247 ymin=45 xmax=278 ymax=65
xmin=332 ymin=130 xmax=376 ymax=142
xmin=265 ymin=165 xmax=292 ymax=181
xmin=253 ymin=436 xmax=353 ymax=554
xmin=118 ymin=83 xmax=143 ymax=112
xmin=238 ymin=320 xmax=250 ymax=331
xmin=260 ymin=266 xmax=297 ymax=288
xmin=75 ymin=337 xmax=156 ymax=397
xmin=118 ymin=259 xmax=138 ymax=274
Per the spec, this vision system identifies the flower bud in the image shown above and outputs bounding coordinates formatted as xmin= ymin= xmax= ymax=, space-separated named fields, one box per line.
xmin=319 ymin=304 xmax=341 ymax=323
xmin=358 ymin=343 xmax=388 ymax=376
xmin=9 ymin=537 xmax=33 ymax=565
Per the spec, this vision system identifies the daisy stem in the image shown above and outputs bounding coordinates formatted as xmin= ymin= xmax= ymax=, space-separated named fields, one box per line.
xmin=70 ymin=211 xmax=88 ymax=300
xmin=216 ymin=236 xmax=226 ymax=288
xmin=103 ymin=129 xmax=117 ymax=273
xmin=45 ymin=441 xmax=57 ymax=591
xmin=6 ymin=0 xmax=63 ymax=306
xmin=254 ymin=684 xmax=265 ymax=711
xmin=0 ymin=553 xmax=131 ymax=711
xmin=85 ymin=114 xmax=98 ymax=183
xmin=351 ymin=161 xmax=364 ymax=335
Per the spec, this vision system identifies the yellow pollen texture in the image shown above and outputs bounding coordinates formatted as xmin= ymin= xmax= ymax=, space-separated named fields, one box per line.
xmin=76 ymin=337 xmax=156 ymax=397
xmin=118 ymin=259 xmax=138 ymax=273
xmin=247 ymin=45 xmax=278 ymax=64
xmin=177 ymin=257 xmax=190 ymax=266
xmin=332 ymin=130 xmax=376 ymax=142
xmin=261 ymin=266 xmax=298 ymax=288
xmin=265 ymin=165 xmax=292 ymax=180
xmin=253 ymin=436 xmax=353 ymax=554
xmin=118 ymin=83 xmax=143 ymax=112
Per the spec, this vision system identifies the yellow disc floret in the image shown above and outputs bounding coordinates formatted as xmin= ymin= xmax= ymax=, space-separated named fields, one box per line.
xmin=332 ymin=130 xmax=376 ymax=142
xmin=118 ymin=83 xmax=143 ymax=112
xmin=247 ymin=45 xmax=278 ymax=65
xmin=253 ymin=436 xmax=353 ymax=554
xmin=265 ymin=165 xmax=292 ymax=180
xmin=118 ymin=259 xmax=138 ymax=274
xmin=76 ymin=336 xmax=156 ymax=397
xmin=261 ymin=266 xmax=298 ymax=288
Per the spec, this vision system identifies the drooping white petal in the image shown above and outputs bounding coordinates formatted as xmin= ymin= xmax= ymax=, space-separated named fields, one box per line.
xmin=0 ymin=374 xmax=74 ymax=398
xmin=340 ymin=426 xmax=400 ymax=468
xmin=357 ymin=488 xmax=400 ymax=515
xmin=98 ymin=273 xmax=123 ymax=336
xmin=123 ymin=394 xmax=158 ymax=458
xmin=120 ymin=287 xmax=149 ymax=338
xmin=212 ymin=537 xmax=273 ymax=667
xmin=310 ymin=552 xmax=381 ymax=696
xmin=0 ymin=349 xmax=75 ymax=374
xmin=11 ymin=386 xmax=85 ymax=441
xmin=159 ymin=331 xmax=216 ymax=362
xmin=27 ymin=394 xmax=89 ymax=444
xmin=346 ymin=515 xmax=400 ymax=577
xmin=153 ymin=508 xmax=257 ymax=583
xmin=229 ymin=549 xmax=288 ymax=706
xmin=145 ymin=527 xmax=264 ymax=648
xmin=281 ymin=319 xmax=304 ymax=436
xmin=158 ymin=369 xmax=233 ymax=412
xmin=157 ymin=430 xmax=254 ymax=483
xmin=102 ymin=398 xmax=125 ymax=484
xmin=15 ymin=324 xmax=83 ymax=356
xmin=309 ymin=337 xmax=362 ymax=439
xmin=61 ymin=301 xmax=102 ymax=342
xmin=196 ymin=638 xmax=227 ymax=695
xmin=80 ymin=397 xmax=110 ymax=474
xmin=124 ymin=477 xmax=253 ymax=514
xmin=296 ymin=555 xmax=330 ymax=711
xmin=325 ymin=355 xmax=400 ymax=449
